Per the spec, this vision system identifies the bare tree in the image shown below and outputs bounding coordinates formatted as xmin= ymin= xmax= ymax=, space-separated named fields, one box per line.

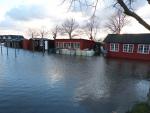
xmin=61 ymin=18 xmax=79 ymax=39
xmin=38 ymin=26 xmax=49 ymax=55
xmin=105 ymin=10 xmax=129 ymax=34
xmin=26 ymin=28 xmax=39 ymax=52
xmin=83 ymin=17 xmax=99 ymax=41
xmin=38 ymin=26 xmax=49 ymax=39
xmin=26 ymin=28 xmax=39 ymax=39
xmin=62 ymin=0 xmax=150 ymax=31
xmin=51 ymin=25 xmax=59 ymax=40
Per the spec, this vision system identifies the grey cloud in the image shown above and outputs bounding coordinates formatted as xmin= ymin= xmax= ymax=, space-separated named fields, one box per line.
xmin=6 ymin=5 xmax=49 ymax=21
xmin=0 ymin=18 xmax=15 ymax=29
xmin=0 ymin=17 xmax=24 ymax=31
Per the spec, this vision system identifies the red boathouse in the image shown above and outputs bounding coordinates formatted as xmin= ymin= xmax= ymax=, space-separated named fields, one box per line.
xmin=55 ymin=39 xmax=95 ymax=50
xmin=104 ymin=34 xmax=150 ymax=60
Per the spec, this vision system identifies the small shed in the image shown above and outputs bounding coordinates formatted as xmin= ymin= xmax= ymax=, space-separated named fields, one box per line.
xmin=22 ymin=38 xmax=55 ymax=51
xmin=30 ymin=38 xmax=54 ymax=51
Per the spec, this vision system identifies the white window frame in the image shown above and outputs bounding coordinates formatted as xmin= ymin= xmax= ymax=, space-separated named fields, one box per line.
xmin=64 ymin=43 xmax=67 ymax=48
xmin=74 ymin=42 xmax=80 ymax=49
xmin=123 ymin=44 xmax=134 ymax=53
xmin=63 ymin=42 xmax=70 ymax=49
xmin=56 ymin=42 xmax=63 ymax=48
xmin=60 ymin=42 xmax=63 ymax=48
xmin=68 ymin=42 xmax=71 ymax=49
xmin=70 ymin=42 xmax=74 ymax=49
xmin=137 ymin=44 xmax=150 ymax=54
xmin=110 ymin=43 xmax=119 ymax=52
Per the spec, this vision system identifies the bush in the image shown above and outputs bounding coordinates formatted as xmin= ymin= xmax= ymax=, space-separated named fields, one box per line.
xmin=127 ymin=102 xmax=150 ymax=113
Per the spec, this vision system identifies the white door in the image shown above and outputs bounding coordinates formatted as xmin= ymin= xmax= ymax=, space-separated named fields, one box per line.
xmin=45 ymin=41 xmax=48 ymax=50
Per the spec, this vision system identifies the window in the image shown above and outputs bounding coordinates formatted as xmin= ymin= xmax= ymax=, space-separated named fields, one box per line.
xmin=110 ymin=43 xmax=119 ymax=52
xmin=61 ymin=42 xmax=80 ymax=49
xmin=8 ymin=36 xmax=11 ymax=40
xmin=67 ymin=43 xmax=70 ymax=48
xmin=56 ymin=42 xmax=63 ymax=48
xmin=74 ymin=42 xmax=80 ymax=49
xmin=138 ymin=44 xmax=150 ymax=54
xmin=123 ymin=44 xmax=134 ymax=53
xmin=56 ymin=42 xmax=59 ymax=48
xmin=64 ymin=43 xmax=67 ymax=48
xmin=63 ymin=42 xmax=70 ymax=48
xmin=40 ymin=40 xmax=44 ymax=46
xmin=71 ymin=43 xmax=74 ymax=48
xmin=59 ymin=43 xmax=63 ymax=48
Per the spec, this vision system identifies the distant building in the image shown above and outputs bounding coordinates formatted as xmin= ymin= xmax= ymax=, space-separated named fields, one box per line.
xmin=104 ymin=34 xmax=150 ymax=60
xmin=0 ymin=35 xmax=24 ymax=42
xmin=0 ymin=35 xmax=24 ymax=48
xmin=55 ymin=39 xmax=95 ymax=50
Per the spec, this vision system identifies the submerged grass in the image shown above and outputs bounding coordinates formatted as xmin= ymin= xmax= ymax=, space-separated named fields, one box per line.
xmin=126 ymin=102 xmax=150 ymax=113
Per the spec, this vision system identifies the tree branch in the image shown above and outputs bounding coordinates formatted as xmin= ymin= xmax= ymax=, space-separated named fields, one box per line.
xmin=117 ymin=0 xmax=150 ymax=31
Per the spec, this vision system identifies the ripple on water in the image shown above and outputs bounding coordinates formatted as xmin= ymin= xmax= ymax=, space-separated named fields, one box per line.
xmin=0 ymin=47 xmax=150 ymax=113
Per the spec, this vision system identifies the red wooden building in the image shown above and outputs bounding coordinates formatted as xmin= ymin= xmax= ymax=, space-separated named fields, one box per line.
xmin=23 ymin=39 xmax=31 ymax=50
xmin=23 ymin=38 xmax=55 ymax=51
xmin=104 ymin=34 xmax=150 ymax=60
xmin=55 ymin=39 xmax=95 ymax=50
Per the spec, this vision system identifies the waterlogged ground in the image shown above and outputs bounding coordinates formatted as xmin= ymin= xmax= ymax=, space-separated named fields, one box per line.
xmin=0 ymin=47 xmax=150 ymax=113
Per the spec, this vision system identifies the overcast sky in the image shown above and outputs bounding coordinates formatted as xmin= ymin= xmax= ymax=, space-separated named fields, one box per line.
xmin=0 ymin=0 xmax=150 ymax=40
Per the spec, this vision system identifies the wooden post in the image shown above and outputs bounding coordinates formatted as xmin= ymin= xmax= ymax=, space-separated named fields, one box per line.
xmin=6 ymin=40 xmax=8 ymax=56
xmin=15 ymin=41 xmax=17 ymax=58
xmin=148 ymin=88 xmax=150 ymax=105
xmin=32 ymin=39 xmax=35 ymax=53
xmin=17 ymin=42 xmax=20 ymax=53
xmin=42 ymin=39 xmax=44 ymax=56
xmin=0 ymin=41 xmax=2 ymax=54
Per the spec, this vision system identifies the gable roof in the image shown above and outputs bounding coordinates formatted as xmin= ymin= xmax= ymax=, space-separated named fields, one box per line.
xmin=104 ymin=34 xmax=150 ymax=44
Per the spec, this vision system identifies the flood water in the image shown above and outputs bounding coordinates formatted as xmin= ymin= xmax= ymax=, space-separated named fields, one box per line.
xmin=0 ymin=47 xmax=150 ymax=113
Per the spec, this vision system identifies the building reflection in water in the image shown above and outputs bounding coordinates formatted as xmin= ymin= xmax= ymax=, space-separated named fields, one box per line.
xmin=73 ymin=58 xmax=150 ymax=113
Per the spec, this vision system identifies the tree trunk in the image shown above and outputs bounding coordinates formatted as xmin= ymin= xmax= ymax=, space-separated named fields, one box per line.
xmin=53 ymin=33 xmax=56 ymax=40
xmin=117 ymin=0 xmax=150 ymax=31
xmin=69 ymin=33 xmax=72 ymax=39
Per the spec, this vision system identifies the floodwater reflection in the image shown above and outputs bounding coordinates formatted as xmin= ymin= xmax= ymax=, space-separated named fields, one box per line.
xmin=0 ymin=47 xmax=150 ymax=113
